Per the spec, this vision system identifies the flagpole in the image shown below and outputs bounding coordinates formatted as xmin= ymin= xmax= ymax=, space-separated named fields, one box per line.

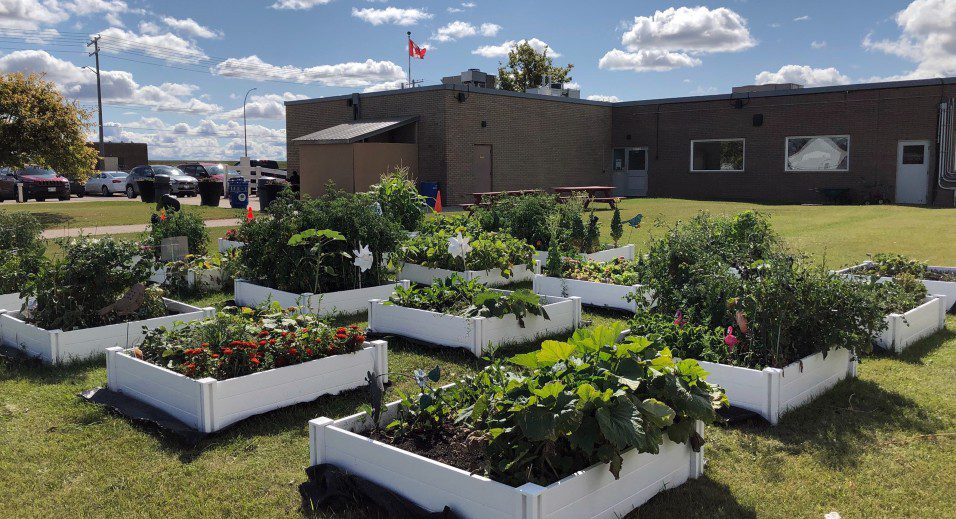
xmin=407 ymin=31 xmax=412 ymax=88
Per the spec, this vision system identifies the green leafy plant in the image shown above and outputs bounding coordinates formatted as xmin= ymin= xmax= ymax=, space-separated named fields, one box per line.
xmin=396 ymin=228 xmax=534 ymax=276
xmin=860 ymin=253 xmax=956 ymax=282
xmin=137 ymin=303 xmax=367 ymax=380
xmin=0 ymin=210 xmax=45 ymax=295
xmin=559 ymin=257 xmax=643 ymax=285
xmin=287 ymin=228 xmax=346 ymax=294
xmin=386 ymin=275 xmax=549 ymax=327
xmin=373 ymin=324 xmax=725 ymax=486
xmin=610 ymin=207 xmax=623 ymax=247
xmin=145 ymin=210 xmax=209 ymax=258
xmin=472 ymin=193 xmax=595 ymax=252
xmin=369 ymin=166 xmax=426 ymax=232
xmin=21 ymin=236 xmax=164 ymax=331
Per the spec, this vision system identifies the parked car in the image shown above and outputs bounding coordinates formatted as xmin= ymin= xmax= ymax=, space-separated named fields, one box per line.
xmin=0 ymin=166 xmax=70 ymax=202
xmin=179 ymin=163 xmax=239 ymax=195
xmin=85 ymin=171 xmax=128 ymax=196
xmin=125 ymin=165 xmax=198 ymax=198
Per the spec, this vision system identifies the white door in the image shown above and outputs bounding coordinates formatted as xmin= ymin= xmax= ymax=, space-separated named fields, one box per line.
xmin=611 ymin=147 xmax=648 ymax=197
xmin=895 ymin=141 xmax=929 ymax=204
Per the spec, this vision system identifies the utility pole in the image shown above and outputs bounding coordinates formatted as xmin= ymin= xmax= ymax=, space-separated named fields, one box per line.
xmin=87 ymin=35 xmax=104 ymax=158
xmin=243 ymin=87 xmax=257 ymax=158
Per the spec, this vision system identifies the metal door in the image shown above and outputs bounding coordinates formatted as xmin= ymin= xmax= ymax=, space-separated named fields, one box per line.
xmin=612 ymin=147 xmax=648 ymax=197
xmin=895 ymin=141 xmax=929 ymax=204
xmin=473 ymin=145 xmax=492 ymax=193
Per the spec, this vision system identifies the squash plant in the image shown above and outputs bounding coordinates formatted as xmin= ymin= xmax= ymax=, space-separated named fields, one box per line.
xmin=555 ymin=257 xmax=643 ymax=285
xmin=372 ymin=324 xmax=725 ymax=486
xmin=386 ymin=275 xmax=549 ymax=327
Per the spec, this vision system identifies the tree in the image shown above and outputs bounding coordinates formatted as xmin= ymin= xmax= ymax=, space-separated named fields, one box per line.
xmin=610 ymin=207 xmax=623 ymax=247
xmin=497 ymin=41 xmax=573 ymax=93
xmin=0 ymin=72 xmax=98 ymax=182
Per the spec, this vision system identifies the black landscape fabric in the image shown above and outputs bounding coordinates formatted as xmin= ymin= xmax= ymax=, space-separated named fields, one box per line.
xmin=80 ymin=387 xmax=206 ymax=444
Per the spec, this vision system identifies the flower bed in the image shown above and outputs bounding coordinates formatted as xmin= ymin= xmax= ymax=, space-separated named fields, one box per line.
xmin=367 ymin=286 xmax=580 ymax=356
xmin=310 ymin=404 xmax=703 ymax=519
xmin=534 ymin=255 xmax=649 ymax=312
xmin=105 ymin=309 xmax=386 ymax=433
xmin=0 ymin=299 xmax=213 ymax=364
xmin=533 ymin=275 xmax=644 ymax=312
xmin=536 ymin=244 xmax=635 ymax=265
xmin=877 ymin=295 xmax=947 ymax=353
xmin=235 ymin=279 xmax=409 ymax=317
xmin=838 ymin=260 xmax=956 ymax=312
xmin=398 ymin=262 xmax=538 ymax=287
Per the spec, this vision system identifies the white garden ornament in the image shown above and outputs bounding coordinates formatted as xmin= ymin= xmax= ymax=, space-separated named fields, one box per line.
xmin=447 ymin=232 xmax=472 ymax=259
xmin=352 ymin=244 xmax=373 ymax=273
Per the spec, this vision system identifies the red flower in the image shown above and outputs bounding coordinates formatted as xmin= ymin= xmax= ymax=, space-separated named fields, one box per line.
xmin=201 ymin=342 xmax=210 ymax=348
xmin=288 ymin=348 xmax=298 ymax=355
xmin=211 ymin=354 xmax=219 ymax=359
xmin=258 ymin=330 xmax=269 ymax=337
xmin=305 ymin=348 xmax=313 ymax=356
xmin=355 ymin=335 xmax=366 ymax=343
xmin=349 ymin=325 xmax=359 ymax=330
xmin=250 ymin=357 xmax=260 ymax=365
xmin=337 ymin=327 xmax=347 ymax=334
xmin=269 ymin=339 xmax=276 ymax=345
xmin=724 ymin=326 xmax=739 ymax=351
xmin=336 ymin=332 xmax=347 ymax=340
xmin=222 ymin=348 xmax=234 ymax=355
xmin=259 ymin=340 xmax=267 ymax=346
xmin=229 ymin=340 xmax=243 ymax=347
xmin=281 ymin=331 xmax=288 ymax=338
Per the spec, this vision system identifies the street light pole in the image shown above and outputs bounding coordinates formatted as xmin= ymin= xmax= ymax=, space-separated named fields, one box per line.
xmin=242 ymin=87 xmax=257 ymax=158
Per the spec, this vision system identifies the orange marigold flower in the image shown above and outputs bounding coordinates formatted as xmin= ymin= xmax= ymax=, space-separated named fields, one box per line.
xmin=222 ymin=348 xmax=233 ymax=355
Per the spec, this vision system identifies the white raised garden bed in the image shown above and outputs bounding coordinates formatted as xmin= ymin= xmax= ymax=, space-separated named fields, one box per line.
xmin=532 ymin=274 xmax=648 ymax=312
xmin=0 ymin=299 xmax=213 ymax=365
xmin=367 ymin=293 xmax=582 ymax=357
xmin=837 ymin=262 xmax=956 ymax=312
xmin=877 ymin=295 xmax=946 ymax=353
xmin=150 ymin=266 xmax=224 ymax=291
xmin=309 ymin=398 xmax=703 ymax=519
xmin=234 ymin=279 xmax=409 ymax=317
xmin=106 ymin=340 xmax=387 ymax=433
xmin=398 ymin=262 xmax=538 ymax=287
xmin=217 ymin=238 xmax=244 ymax=254
xmin=536 ymin=244 xmax=636 ymax=265
xmin=0 ymin=292 xmax=21 ymax=313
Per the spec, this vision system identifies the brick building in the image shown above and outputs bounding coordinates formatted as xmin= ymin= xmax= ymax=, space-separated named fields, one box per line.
xmin=86 ymin=142 xmax=148 ymax=172
xmin=286 ymin=76 xmax=956 ymax=206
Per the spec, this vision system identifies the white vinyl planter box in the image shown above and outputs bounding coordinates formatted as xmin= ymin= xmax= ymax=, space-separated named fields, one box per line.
xmin=217 ymin=238 xmax=245 ymax=254
xmin=107 ymin=340 xmax=387 ymax=433
xmin=150 ymin=266 xmax=224 ymax=291
xmin=838 ymin=262 xmax=956 ymax=312
xmin=0 ymin=292 xmax=21 ymax=313
xmin=877 ymin=295 xmax=946 ymax=353
xmin=398 ymin=262 xmax=538 ymax=287
xmin=309 ymin=398 xmax=703 ymax=519
xmin=0 ymin=299 xmax=213 ymax=365
xmin=533 ymin=274 xmax=647 ymax=312
xmin=368 ymin=293 xmax=582 ymax=356
xmin=536 ymin=244 xmax=636 ymax=265
xmin=234 ymin=279 xmax=409 ymax=317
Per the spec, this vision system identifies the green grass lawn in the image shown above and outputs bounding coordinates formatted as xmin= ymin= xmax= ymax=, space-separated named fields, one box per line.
xmin=1 ymin=200 xmax=239 ymax=230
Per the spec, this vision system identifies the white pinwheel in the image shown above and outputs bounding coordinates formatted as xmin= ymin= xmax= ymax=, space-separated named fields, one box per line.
xmin=447 ymin=232 xmax=472 ymax=259
xmin=352 ymin=244 xmax=374 ymax=272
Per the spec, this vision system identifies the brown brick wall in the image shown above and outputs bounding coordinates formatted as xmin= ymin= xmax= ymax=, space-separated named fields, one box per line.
xmin=612 ymin=84 xmax=956 ymax=204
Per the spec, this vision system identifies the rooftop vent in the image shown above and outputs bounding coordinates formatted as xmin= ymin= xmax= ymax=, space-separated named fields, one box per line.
xmin=527 ymin=76 xmax=581 ymax=98
xmin=731 ymin=83 xmax=803 ymax=94
xmin=442 ymin=69 xmax=497 ymax=89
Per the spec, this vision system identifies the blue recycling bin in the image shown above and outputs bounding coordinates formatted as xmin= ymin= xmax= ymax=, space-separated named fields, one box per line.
xmin=228 ymin=177 xmax=250 ymax=209
xmin=419 ymin=181 xmax=439 ymax=208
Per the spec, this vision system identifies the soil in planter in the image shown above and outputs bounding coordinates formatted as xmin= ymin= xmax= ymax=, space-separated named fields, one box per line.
xmin=366 ymin=423 xmax=488 ymax=476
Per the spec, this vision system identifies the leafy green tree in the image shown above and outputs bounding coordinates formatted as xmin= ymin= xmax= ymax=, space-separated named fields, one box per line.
xmin=0 ymin=72 xmax=98 ymax=182
xmin=497 ymin=41 xmax=573 ymax=93
xmin=610 ymin=207 xmax=623 ymax=247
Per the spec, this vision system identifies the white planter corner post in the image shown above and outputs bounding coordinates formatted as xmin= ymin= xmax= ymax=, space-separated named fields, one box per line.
xmin=308 ymin=400 xmax=703 ymax=519
xmin=107 ymin=340 xmax=387 ymax=433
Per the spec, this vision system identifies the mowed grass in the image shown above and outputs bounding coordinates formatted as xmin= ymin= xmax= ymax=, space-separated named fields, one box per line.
xmin=1 ymin=200 xmax=239 ymax=230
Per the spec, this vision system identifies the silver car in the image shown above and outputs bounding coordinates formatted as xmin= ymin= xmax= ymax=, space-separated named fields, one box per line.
xmin=84 ymin=171 xmax=128 ymax=196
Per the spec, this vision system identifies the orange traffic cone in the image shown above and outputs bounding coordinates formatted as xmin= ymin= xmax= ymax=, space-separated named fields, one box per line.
xmin=246 ymin=206 xmax=254 ymax=222
xmin=434 ymin=190 xmax=443 ymax=213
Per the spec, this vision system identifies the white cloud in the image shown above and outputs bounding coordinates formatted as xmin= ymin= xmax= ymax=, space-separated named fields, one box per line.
xmin=586 ymin=94 xmax=620 ymax=102
xmin=351 ymin=7 xmax=432 ymax=26
xmin=138 ymin=20 xmax=160 ymax=35
xmin=479 ymin=23 xmax=500 ymax=37
xmin=161 ymin=16 xmax=222 ymax=39
xmin=794 ymin=15 xmax=810 ymax=21
xmin=270 ymin=0 xmax=332 ymax=10
xmin=754 ymin=65 xmax=851 ymax=87
xmin=102 ymin=118 xmax=287 ymax=160
xmin=472 ymin=38 xmax=560 ymax=58
xmin=363 ymin=79 xmax=405 ymax=93
xmin=811 ymin=40 xmax=827 ymax=49
xmin=0 ymin=0 xmax=69 ymax=29
xmin=862 ymin=0 xmax=956 ymax=79
xmin=598 ymin=49 xmax=701 ymax=71
xmin=620 ymin=6 xmax=755 ymax=53
xmin=0 ymin=49 xmax=221 ymax=113
xmin=98 ymin=27 xmax=209 ymax=63
xmin=432 ymin=20 xmax=477 ymax=42
xmin=212 ymin=55 xmax=406 ymax=87
xmin=218 ymin=92 xmax=308 ymax=120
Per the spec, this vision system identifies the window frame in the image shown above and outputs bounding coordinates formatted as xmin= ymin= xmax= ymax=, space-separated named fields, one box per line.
xmin=690 ymin=138 xmax=746 ymax=173
xmin=785 ymin=135 xmax=850 ymax=172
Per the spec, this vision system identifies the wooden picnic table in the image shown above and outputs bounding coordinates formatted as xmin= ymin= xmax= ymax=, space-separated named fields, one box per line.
xmin=553 ymin=186 xmax=621 ymax=209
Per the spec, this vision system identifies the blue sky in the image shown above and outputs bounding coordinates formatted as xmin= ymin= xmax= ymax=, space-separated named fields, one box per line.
xmin=0 ymin=0 xmax=952 ymax=159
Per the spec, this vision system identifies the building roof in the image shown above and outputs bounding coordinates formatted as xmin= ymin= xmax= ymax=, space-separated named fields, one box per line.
xmin=293 ymin=117 xmax=419 ymax=144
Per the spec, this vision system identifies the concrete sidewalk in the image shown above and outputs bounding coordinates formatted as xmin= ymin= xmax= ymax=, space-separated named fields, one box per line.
xmin=42 ymin=218 xmax=241 ymax=239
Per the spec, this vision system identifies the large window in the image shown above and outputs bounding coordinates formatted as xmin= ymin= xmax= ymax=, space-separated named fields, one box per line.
xmin=786 ymin=135 xmax=849 ymax=171
xmin=691 ymin=139 xmax=745 ymax=172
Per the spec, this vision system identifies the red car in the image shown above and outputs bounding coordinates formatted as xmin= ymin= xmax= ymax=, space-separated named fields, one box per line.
xmin=0 ymin=166 xmax=70 ymax=202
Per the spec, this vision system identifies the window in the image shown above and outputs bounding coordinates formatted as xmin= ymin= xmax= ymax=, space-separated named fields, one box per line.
xmin=612 ymin=148 xmax=648 ymax=171
xmin=902 ymin=145 xmax=925 ymax=165
xmin=786 ymin=135 xmax=849 ymax=171
xmin=691 ymin=139 xmax=745 ymax=172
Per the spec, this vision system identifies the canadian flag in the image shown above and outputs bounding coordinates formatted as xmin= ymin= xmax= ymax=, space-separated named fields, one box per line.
xmin=408 ymin=39 xmax=426 ymax=59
